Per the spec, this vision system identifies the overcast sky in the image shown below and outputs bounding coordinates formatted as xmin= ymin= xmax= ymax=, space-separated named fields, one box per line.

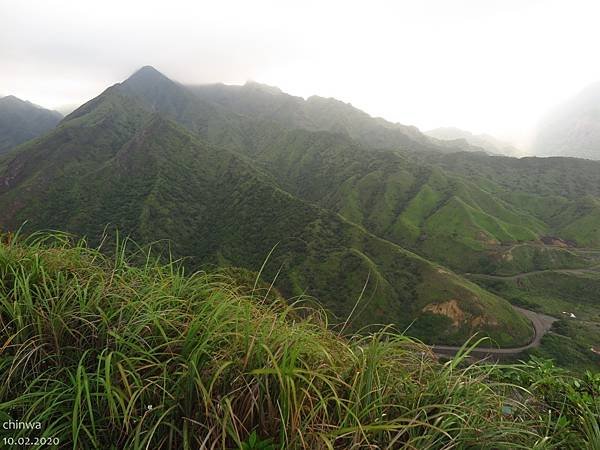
xmin=2 ymin=0 xmax=600 ymax=149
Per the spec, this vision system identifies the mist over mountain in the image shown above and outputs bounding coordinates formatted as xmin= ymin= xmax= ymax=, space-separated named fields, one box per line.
xmin=0 ymin=95 xmax=62 ymax=154
xmin=189 ymin=81 xmax=481 ymax=155
xmin=1 ymin=64 xmax=599 ymax=449
xmin=425 ymin=127 xmax=522 ymax=157
xmin=1 ymin=66 xmax=599 ymax=368
xmin=533 ymin=82 xmax=600 ymax=160
xmin=3 ymin=0 xmax=600 ymax=444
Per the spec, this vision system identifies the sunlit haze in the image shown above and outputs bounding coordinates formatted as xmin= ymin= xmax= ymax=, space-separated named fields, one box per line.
xmin=2 ymin=0 xmax=600 ymax=150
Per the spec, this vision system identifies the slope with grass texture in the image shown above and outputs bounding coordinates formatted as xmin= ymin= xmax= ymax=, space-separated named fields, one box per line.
xmin=189 ymin=78 xmax=600 ymax=263
xmin=554 ymin=197 xmax=600 ymax=247
xmin=473 ymin=270 xmax=600 ymax=371
xmin=482 ymin=243 xmax=590 ymax=276
xmin=0 ymin=235 xmax=597 ymax=449
xmin=416 ymin=151 xmax=600 ymax=247
xmin=61 ymin=68 xmax=596 ymax=277
xmin=228 ymin=128 xmax=547 ymax=272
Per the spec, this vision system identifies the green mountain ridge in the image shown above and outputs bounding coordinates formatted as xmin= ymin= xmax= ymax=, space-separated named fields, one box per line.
xmin=188 ymin=80 xmax=481 ymax=154
xmin=413 ymin=151 xmax=600 ymax=248
xmin=185 ymin=79 xmax=600 ymax=272
xmin=0 ymin=70 xmax=532 ymax=345
xmin=2 ymin=66 xmax=599 ymax=358
xmin=0 ymin=94 xmax=63 ymax=154
xmin=203 ymin=124 xmax=581 ymax=274
xmin=130 ymin=69 xmax=600 ymax=371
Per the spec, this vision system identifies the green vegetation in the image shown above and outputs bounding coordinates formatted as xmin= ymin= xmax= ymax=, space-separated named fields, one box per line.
xmin=527 ymin=321 xmax=600 ymax=372
xmin=472 ymin=271 xmax=600 ymax=371
xmin=483 ymin=244 xmax=590 ymax=276
xmin=218 ymin=126 xmax=555 ymax=274
xmin=558 ymin=197 xmax=600 ymax=247
xmin=0 ymin=71 xmax=534 ymax=347
xmin=1 ymin=67 xmax=600 ymax=371
xmin=473 ymin=271 xmax=600 ymax=319
xmin=0 ymin=234 xmax=598 ymax=449
xmin=0 ymin=95 xmax=62 ymax=154
xmin=191 ymin=75 xmax=600 ymax=265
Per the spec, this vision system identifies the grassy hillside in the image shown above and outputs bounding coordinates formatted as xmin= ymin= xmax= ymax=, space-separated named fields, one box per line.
xmin=471 ymin=270 xmax=600 ymax=371
xmin=529 ymin=320 xmax=600 ymax=373
xmin=415 ymin=152 xmax=600 ymax=199
xmin=477 ymin=243 xmax=590 ymax=276
xmin=178 ymin=84 xmax=600 ymax=275
xmin=554 ymin=197 xmax=600 ymax=247
xmin=415 ymin=151 xmax=600 ymax=245
xmin=249 ymin=129 xmax=600 ymax=273
xmin=472 ymin=271 xmax=600 ymax=322
xmin=2 ymin=67 xmax=599 ymax=354
xmin=0 ymin=234 xmax=598 ymax=449
xmin=0 ymin=74 xmax=533 ymax=346
xmin=72 ymin=68 xmax=599 ymax=276
xmin=222 ymin=128 xmax=555 ymax=273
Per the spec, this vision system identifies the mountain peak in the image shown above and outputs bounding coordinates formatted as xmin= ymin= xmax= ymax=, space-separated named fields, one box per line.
xmin=0 ymin=95 xmax=25 ymax=105
xmin=0 ymin=95 xmax=61 ymax=115
xmin=124 ymin=66 xmax=171 ymax=87
xmin=134 ymin=65 xmax=163 ymax=75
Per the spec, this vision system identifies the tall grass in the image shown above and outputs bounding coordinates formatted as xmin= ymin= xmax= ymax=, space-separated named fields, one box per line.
xmin=0 ymin=232 xmax=596 ymax=449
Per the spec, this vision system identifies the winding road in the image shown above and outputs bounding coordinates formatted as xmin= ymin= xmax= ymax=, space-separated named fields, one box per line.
xmin=465 ymin=263 xmax=600 ymax=282
xmin=431 ymin=306 xmax=557 ymax=359
xmin=429 ymin=245 xmax=598 ymax=359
